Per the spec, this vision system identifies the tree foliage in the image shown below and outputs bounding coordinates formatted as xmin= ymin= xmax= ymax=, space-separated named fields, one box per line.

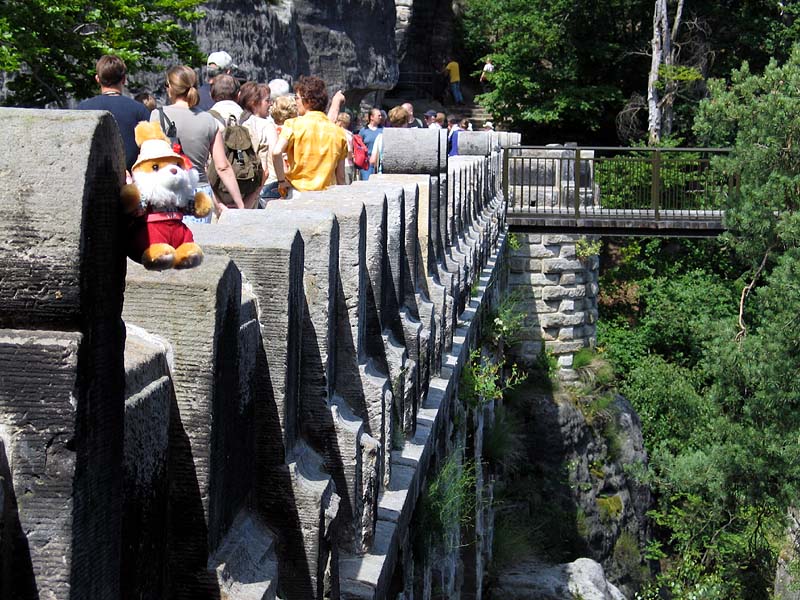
xmin=461 ymin=0 xmax=652 ymax=135
xmin=695 ymin=45 xmax=800 ymax=266
xmin=462 ymin=0 xmax=800 ymax=143
xmin=0 ymin=0 xmax=204 ymax=107
xmin=600 ymin=47 xmax=800 ymax=598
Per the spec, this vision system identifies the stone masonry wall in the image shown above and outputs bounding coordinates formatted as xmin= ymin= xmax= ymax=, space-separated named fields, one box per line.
xmin=508 ymin=233 xmax=600 ymax=378
xmin=0 ymin=107 xmax=526 ymax=600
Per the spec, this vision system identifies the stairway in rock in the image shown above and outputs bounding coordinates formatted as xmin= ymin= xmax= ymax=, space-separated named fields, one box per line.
xmin=444 ymin=101 xmax=496 ymax=129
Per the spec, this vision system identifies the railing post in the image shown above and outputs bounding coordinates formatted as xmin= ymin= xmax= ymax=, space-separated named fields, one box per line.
xmin=574 ymin=148 xmax=581 ymax=218
xmin=503 ymin=147 xmax=510 ymax=212
xmin=651 ymin=149 xmax=661 ymax=219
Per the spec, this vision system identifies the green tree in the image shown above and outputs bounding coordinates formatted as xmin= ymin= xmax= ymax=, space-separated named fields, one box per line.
xmin=461 ymin=0 xmax=652 ymax=134
xmin=462 ymin=1 xmax=800 ymax=143
xmin=636 ymin=270 xmax=737 ymax=367
xmin=0 ymin=0 xmax=204 ymax=107
xmin=695 ymin=45 xmax=800 ymax=337
xmin=628 ymin=47 xmax=800 ymax=598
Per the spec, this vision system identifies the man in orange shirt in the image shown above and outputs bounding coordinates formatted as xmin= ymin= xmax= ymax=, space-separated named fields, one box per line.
xmin=272 ymin=76 xmax=347 ymax=195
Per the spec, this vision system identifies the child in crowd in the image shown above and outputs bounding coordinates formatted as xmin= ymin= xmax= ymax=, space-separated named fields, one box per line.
xmin=134 ymin=92 xmax=156 ymax=112
xmin=260 ymin=95 xmax=298 ymax=203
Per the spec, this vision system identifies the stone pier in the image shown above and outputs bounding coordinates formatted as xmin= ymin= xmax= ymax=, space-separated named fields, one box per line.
xmin=507 ymin=233 xmax=600 ymax=377
xmin=0 ymin=107 xmax=520 ymax=599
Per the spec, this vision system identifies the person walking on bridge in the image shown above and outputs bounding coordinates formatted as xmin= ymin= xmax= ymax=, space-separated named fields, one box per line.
xmin=271 ymin=76 xmax=347 ymax=195
xmin=358 ymin=107 xmax=384 ymax=180
xmin=151 ymin=65 xmax=244 ymax=218
xmin=77 ymin=55 xmax=150 ymax=173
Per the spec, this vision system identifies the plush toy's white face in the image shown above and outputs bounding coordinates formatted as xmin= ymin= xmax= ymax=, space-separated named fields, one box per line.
xmin=132 ymin=158 xmax=199 ymax=211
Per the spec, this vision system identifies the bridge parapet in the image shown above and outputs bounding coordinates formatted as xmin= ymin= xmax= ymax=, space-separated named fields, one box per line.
xmin=0 ymin=112 xmax=525 ymax=599
xmin=0 ymin=108 xmax=127 ymax=599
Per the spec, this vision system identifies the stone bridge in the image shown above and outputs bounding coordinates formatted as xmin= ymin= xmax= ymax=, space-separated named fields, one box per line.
xmin=0 ymin=108 xmax=599 ymax=599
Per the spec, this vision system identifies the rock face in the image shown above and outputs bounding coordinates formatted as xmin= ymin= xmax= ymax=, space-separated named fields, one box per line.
xmin=396 ymin=0 xmax=460 ymax=73
xmin=493 ymin=383 xmax=651 ymax=598
xmin=191 ymin=0 xmax=399 ymax=101
xmin=4 ymin=0 xmax=464 ymax=107
xmin=556 ymin=392 xmax=651 ymax=595
xmin=492 ymin=557 xmax=625 ymax=600
xmin=0 ymin=109 xmax=127 ymax=599
xmin=775 ymin=508 xmax=800 ymax=600
xmin=190 ymin=0 xmax=466 ymax=103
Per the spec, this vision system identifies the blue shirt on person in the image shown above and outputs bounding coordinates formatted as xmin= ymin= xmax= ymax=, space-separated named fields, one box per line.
xmin=357 ymin=125 xmax=383 ymax=180
xmin=77 ymin=94 xmax=151 ymax=171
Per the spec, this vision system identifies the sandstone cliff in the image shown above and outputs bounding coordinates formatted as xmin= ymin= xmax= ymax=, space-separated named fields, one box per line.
xmin=193 ymin=0 xmax=400 ymax=102
xmin=489 ymin=377 xmax=652 ymax=599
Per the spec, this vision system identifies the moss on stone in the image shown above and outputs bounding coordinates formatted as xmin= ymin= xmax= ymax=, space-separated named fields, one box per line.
xmin=596 ymin=494 xmax=623 ymax=522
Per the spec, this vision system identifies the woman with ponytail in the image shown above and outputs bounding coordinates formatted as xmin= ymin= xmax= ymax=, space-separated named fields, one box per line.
xmin=150 ymin=65 xmax=244 ymax=218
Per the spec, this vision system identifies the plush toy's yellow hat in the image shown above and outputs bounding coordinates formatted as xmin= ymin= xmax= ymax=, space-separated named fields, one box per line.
xmin=131 ymin=121 xmax=183 ymax=171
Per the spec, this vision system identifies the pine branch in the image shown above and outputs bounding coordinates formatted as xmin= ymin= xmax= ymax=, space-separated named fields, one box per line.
xmin=736 ymin=244 xmax=776 ymax=342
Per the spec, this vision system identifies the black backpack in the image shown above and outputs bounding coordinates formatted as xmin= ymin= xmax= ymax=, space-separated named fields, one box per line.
xmin=157 ymin=108 xmax=192 ymax=169
xmin=207 ymin=110 xmax=264 ymax=206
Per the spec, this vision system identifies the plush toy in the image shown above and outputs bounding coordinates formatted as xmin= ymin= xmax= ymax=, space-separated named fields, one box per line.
xmin=122 ymin=121 xmax=213 ymax=270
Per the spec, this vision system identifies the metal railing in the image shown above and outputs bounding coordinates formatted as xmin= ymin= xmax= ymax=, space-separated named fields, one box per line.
xmin=396 ymin=70 xmax=438 ymax=98
xmin=504 ymin=146 xmax=735 ymax=221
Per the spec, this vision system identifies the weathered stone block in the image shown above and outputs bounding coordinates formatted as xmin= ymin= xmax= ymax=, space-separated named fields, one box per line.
xmin=191 ymin=221 xmax=350 ymax=593
xmin=509 ymin=272 xmax=559 ymax=287
xmin=539 ymin=313 xmax=588 ymax=328
xmin=541 ymin=286 xmax=587 ymax=301
xmin=0 ymin=108 xmax=126 ymax=330
xmin=0 ymin=108 xmax=127 ymax=599
xmin=381 ymin=128 xmax=445 ymax=175
xmin=539 ymin=300 xmax=559 ymax=313
xmin=542 ymin=258 xmax=584 ymax=273
xmin=220 ymin=210 xmax=379 ymax=568
xmin=516 ymin=244 xmax=556 ymax=259
xmin=122 ymin=325 xmax=172 ymax=599
xmin=0 ymin=330 xmax=81 ymax=599
xmin=559 ymin=244 xmax=577 ymax=258
xmin=208 ymin=511 xmax=278 ymax=600
xmin=257 ymin=443 xmax=339 ymax=600
xmin=558 ymin=327 xmax=576 ymax=341
xmin=190 ymin=225 xmax=304 ymax=460
xmin=557 ymin=354 xmax=574 ymax=368
xmin=543 ymin=234 xmax=580 ymax=245
xmin=455 ymin=131 xmax=492 ymax=156
xmin=265 ymin=194 xmax=395 ymax=488
xmin=122 ymin=255 xmax=250 ymax=592
xmin=542 ymin=327 xmax=559 ymax=341
xmin=549 ymin=340 xmax=588 ymax=354
xmin=370 ymin=175 xmax=442 ymax=386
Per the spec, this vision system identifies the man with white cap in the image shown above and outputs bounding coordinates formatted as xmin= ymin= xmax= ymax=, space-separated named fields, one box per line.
xmin=198 ymin=50 xmax=234 ymax=111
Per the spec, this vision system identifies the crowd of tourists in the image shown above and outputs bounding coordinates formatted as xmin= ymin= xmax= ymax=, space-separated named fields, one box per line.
xmin=77 ymin=52 xmax=494 ymax=220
